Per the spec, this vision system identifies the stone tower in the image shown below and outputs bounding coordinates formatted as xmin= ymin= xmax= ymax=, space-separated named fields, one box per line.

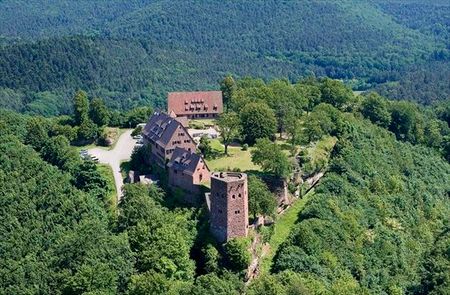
xmin=209 ymin=172 xmax=248 ymax=242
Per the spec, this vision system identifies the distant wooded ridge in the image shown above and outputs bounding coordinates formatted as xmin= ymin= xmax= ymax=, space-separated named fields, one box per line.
xmin=0 ymin=0 xmax=448 ymax=115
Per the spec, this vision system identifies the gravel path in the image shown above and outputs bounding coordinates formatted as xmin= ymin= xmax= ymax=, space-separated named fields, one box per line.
xmin=88 ymin=129 xmax=137 ymax=202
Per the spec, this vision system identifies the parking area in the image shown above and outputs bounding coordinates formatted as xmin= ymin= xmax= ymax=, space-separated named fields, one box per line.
xmin=86 ymin=129 xmax=138 ymax=202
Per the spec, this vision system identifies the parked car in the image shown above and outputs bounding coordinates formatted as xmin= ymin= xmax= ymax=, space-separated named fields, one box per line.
xmin=132 ymin=135 xmax=143 ymax=140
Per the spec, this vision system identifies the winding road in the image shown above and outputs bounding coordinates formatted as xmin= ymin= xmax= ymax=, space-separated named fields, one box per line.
xmin=88 ymin=129 xmax=137 ymax=202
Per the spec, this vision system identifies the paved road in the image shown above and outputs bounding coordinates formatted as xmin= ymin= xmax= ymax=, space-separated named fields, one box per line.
xmin=89 ymin=129 xmax=137 ymax=202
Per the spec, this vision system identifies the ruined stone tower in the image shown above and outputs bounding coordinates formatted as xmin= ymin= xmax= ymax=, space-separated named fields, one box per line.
xmin=209 ymin=172 xmax=248 ymax=242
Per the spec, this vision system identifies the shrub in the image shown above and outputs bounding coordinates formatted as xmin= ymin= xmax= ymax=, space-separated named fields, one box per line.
xmin=224 ymin=238 xmax=251 ymax=272
xmin=131 ymin=125 xmax=143 ymax=137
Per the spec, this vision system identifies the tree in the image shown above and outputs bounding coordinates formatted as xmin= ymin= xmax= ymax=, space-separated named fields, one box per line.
xmin=130 ymin=144 xmax=152 ymax=173
xmin=41 ymin=135 xmax=80 ymax=172
xmin=191 ymin=273 xmax=242 ymax=295
xmin=248 ymin=175 xmax=277 ymax=219
xmin=361 ymin=92 xmax=391 ymax=128
xmin=25 ymin=117 xmax=49 ymax=151
xmin=224 ymin=238 xmax=251 ymax=272
xmin=78 ymin=118 xmax=98 ymax=142
xmin=389 ymin=101 xmax=424 ymax=144
xmin=251 ymin=138 xmax=292 ymax=178
xmin=267 ymin=80 xmax=304 ymax=137
xmin=203 ymin=244 xmax=220 ymax=274
xmin=89 ymin=97 xmax=110 ymax=126
xmin=127 ymin=271 xmax=189 ymax=295
xmin=302 ymin=103 xmax=344 ymax=143
xmin=246 ymin=274 xmax=286 ymax=295
xmin=295 ymin=80 xmax=322 ymax=113
xmin=119 ymin=184 xmax=196 ymax=281
xmin=126 ymin=107 xmax=153 ymax=128
xmin=217 ymin=112 xmax=241 ymax=155
xmin=220 ymin=75 xmax=236 ymax=112
xmin=285 ymin=117 xmax=304 ymax=149
xmin=240 ymin=103 xmax=277 ymax=145
xmin=198 ymin=136 xmax=213 ymax=159
xmin=320 ymin=78 xmax=354 ymax=110
xmin=443 ymin=136 xmax=450 ymax=162
xmin=73 ymin=160 xmax=109 ymax=202
xmin=73 ymin=90 xmax=89 ymax=125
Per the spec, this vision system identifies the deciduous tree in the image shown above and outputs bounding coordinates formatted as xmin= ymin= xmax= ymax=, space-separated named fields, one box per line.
xmin=251 ymin=138 xmax=292 ymax=178
xmin=361 ymin=92 xmax=391 ymax=128
xmin=217 ymin=112 xmax=241 ymax=155
xmin=248 ymin=175 xmax=277 ymax=219
xmin=220 ymin=75 xmax=236 ymax=112
xmin=73 ymin=90 xmax=89 ymax=125
xmin=89 ymin=97 xmax=110 ymax=126
xmin=240 ymin=103 xmax=277 ymax=145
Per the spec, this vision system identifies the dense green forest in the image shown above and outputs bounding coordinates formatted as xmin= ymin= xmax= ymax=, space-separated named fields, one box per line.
xmin=1 ymin=75 xmax=449 ymax=294
xmin=0 ymin=0 xmax=449 ymax=115
xmin=270 ymin=118 xmax=450 ymax=293
xmin=0 ymin=1 xmax=449 ymax=293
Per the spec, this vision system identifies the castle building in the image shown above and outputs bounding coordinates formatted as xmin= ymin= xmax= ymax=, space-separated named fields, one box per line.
xmin=167 ymin=147 xmax=210 ymax=204
xmin=167 ymin=91 xmax=223 ymax=119
xmin=142 ymin=111 xmax=196 ymax=166
xmin=208 ymin=172 xmax=248 ymax=242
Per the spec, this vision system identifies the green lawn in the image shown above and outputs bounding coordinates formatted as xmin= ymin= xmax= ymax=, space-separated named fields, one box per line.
xmin=307 ymin=136 xmax=337 ymax=164
xmin=206 ymin=139 xmax=261 ymax=172
xmin=260 ymin=192 xmax=313 ymax=274
xmin=97 ymin=164 xmax=117 ymax=212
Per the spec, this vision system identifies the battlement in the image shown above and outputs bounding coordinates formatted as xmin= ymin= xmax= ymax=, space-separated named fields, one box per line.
xmin=211 ymin=172 xmax=247 ymax=182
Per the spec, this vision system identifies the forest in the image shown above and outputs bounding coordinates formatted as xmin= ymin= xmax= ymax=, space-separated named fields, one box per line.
xmin=1 ymin=75 xmax=449 ymax=294
xmin=0 ymin=0 xmax=449 ymax=294
xmin=0 ymin=0 xmax=449 ymax=116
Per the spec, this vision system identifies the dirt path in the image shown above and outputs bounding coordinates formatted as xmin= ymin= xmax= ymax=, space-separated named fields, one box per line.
xmin=88 ymin=129 xmax=137 ymax=202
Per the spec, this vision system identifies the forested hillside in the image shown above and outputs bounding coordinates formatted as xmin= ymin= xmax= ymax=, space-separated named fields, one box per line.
xmin=0 ymin=0 xmax=448 ymax=115
xmin=269 ymin=118 xmax=450 ymax=293
xmin=1 ymin=75 xmax=449 ymax=294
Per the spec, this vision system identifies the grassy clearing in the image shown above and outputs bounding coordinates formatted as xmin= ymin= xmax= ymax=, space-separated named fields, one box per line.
xmin=260 ymin=192 xmax=314 ymax=274
xmin=97 ymin=163 xmax=117 ymax=212
xmin=307 ymin=136 xmax=337 ymax=164
xmin=206 ymin=139 xmax=261 ymax=172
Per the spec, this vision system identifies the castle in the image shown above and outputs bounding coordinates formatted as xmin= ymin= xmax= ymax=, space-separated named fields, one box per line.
xmin=142 ymin=91 xmax=249 ymax=242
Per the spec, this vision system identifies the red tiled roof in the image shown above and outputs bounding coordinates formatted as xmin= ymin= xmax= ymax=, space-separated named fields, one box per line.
xmin=168 ymin=91 xmax=223 ymax=116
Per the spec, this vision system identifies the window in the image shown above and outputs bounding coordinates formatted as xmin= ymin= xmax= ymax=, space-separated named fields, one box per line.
xmin=232 ymin=194 xmax=236 ymax=199
xmin=235 ymin=210 xmax=240 ymax=214
xmin=238 ymin=193 xmax=242 ymax=198
xmin=199 ymin=174 xmax=203 ymax=182
xmin=218 ymin=209 xmax=222 ymax=214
